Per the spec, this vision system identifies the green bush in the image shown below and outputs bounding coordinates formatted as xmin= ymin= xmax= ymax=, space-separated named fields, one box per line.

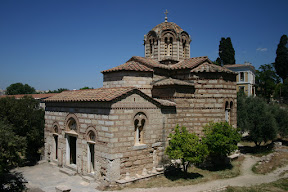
xmin=203 ymin=122 xmax=241 ymax=161
xmin=165 ymin=125 xmax=208 ymax=174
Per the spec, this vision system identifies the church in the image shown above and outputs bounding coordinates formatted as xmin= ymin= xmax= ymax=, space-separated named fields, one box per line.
xmin=44 ymin=14 xmax=237 ymax=184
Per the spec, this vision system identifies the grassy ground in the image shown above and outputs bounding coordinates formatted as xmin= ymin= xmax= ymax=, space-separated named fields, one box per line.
xmin=252 ymin=146 xmax=288 ymax=174
xmin=225 ymin=178 xmax=288 ymax=192
xmin=114 ymin=156 xmax=245 ymax=189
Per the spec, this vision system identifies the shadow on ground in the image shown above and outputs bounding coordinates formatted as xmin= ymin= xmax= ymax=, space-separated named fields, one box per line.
xmin=0 ymin=171 xmax=27 ymax=192
xmin=164 ymin=166 xmax=203 ymax=181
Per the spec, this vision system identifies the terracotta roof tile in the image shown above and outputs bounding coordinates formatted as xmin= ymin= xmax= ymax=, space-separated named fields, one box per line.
xmin=152 ymin=77 xmax=194 ymax=86
xmin=102 ymin=56 xmax=211 ymax=73
xmin=191 ymin=62 xmax=235 ymax=73
xmin=45 ymin=87 xmax=135 ymax=102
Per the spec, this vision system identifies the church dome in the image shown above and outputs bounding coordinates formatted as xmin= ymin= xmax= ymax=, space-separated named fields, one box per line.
xmin=151 ymin=22 xmax=184 ymax=35
xmin=144 ymin=16 xmax=191 ymax=62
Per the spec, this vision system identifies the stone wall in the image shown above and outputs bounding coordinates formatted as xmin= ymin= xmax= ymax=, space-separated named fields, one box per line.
xmin=103 ymin=71 xmax=153 ymax=96
xmin=44 ymin=93 xmax=170 ymax=182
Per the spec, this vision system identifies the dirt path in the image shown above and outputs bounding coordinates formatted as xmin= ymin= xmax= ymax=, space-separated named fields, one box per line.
xmin=19 ymin=154 xmax=288 ymax=192
xmin=115 ymin=155 xmax=288 ymax=192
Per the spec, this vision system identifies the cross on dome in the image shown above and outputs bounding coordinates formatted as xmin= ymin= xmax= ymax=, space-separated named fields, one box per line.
xmin=164 ymin=9 xmax=168 ymax=22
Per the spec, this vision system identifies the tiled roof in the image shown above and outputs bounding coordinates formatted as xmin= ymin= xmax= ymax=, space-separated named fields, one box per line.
xmin=152 ymin=22 xmax=183 ymax=34
xmin=45 ymin=87 xmax=135 ymax=102
xmin=224 ymin=64 xmax=256 ymax=72
xmin=101 ymin=60 xmax=154 ymax=73
xmin=102 ymin=56 xmax=211 ymax=73
xmin=44 ymin=87 xmax=176 ymax=107
xmin=0 ymin=93 xmax=58 ymax=99
xmin=170 ymin=57 xmax=210 ymax=70
xmin=191 ymin=62 xmax=235 ymax=74
xmin=152 ymin=77 xmax=194 ymax=86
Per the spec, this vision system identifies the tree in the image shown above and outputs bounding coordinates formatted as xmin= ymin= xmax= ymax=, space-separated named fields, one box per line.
xmin=274 ymin=78 xmax=288 ymax=104
xmin=6 ymin=83 xmax=36 ymax=95
xmin=80 ymin=86 xmax=94 ymax=90
xmin=165 ymin=125 xmax=208 ymax=174
xmin=245 ymin=97 xmax=277 ymax=146
xmin=218 ymin=37 xmax=236 ymax=65
xmin=0 ymin=121 xmax=26 ymax=174
xmin=275 ymin=35 xmax=288 ymax=81
xmin=255 ymin=64 xmax=280 ymax=101
xmin=48 ymin=88 xmax=69 ymax=93
xmin=269 ymin=104 xmax=288 ymax=137
xmin=237 ymin=92 xmax=249 ymax=132
xmin=202 ymin=122 xmax=241 ymax=164
xmin=0 ymin=96 xmax=44 ymax=161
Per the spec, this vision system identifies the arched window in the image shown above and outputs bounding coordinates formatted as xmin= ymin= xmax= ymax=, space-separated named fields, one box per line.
xmin=164 ymin=36 xmax=173 ymax=56
xmin=149 ymin=39 xmax=155 ymax=57
xmin=182 ymin=39 xmax=186 ymax=59
xmin=86 ymin=129 xmax=96 ymax=173
xmin=225 ymin=101 xmax=231 ymax=124
xmin=53 ymin=125 xmax=59 ymax=160
xmin=134 ymin=112 xmax=147 ymax=145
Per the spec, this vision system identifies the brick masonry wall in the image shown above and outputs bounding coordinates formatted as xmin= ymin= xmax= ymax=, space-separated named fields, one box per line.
xmin=44 ymin=93 xmax=168 ymax=182
xmin=103 ymin=71 xmax=153 ymax=96
xmin=153 ymin=74 xmax=237 ymax=137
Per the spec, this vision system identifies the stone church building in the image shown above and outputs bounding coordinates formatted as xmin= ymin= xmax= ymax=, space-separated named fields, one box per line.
xmin=44 ymin=16 xmax=237 ymax=183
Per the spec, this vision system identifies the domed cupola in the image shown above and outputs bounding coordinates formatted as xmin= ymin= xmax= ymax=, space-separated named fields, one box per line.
xmin=144 ymin=10 xmax=191 ymax=63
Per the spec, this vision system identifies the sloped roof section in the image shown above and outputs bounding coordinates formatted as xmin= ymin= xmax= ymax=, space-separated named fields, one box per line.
xmin=44 ymin=87 xmax=175 ymax=107
xmin=170 ymin=56 xmax=211 ymax=70
xmin=191 ymin=62 xmax=235 ymax=74
xmin=102 ymin=56 xmax=212 ymax=73
xmin=101 ymin=60 xmax=154 ymax=73
xmin=152 ymin=77 xmax=194 ymax=86
xmin=224 ymin=64 xmax=256 ymax=73
xmin=45 ymin=87 xmax=135 ymax=102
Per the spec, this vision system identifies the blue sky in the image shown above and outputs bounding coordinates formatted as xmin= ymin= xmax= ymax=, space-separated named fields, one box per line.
xmin=0 ymin=0 xmax=287 ymax=91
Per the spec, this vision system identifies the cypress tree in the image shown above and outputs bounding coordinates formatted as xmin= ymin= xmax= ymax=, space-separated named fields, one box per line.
xmin=275 ymin=35 xmax=288 ymax=81
xmin=219 ymin=37 xmax=236 ymax=65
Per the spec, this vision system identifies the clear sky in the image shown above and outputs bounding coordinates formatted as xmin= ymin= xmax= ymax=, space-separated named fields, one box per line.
xmin=0 ymin=0 xmax=287 ymax=91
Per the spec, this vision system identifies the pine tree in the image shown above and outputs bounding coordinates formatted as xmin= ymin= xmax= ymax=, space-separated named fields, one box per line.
xmin=219 ymin=37 xmax=236 ymax=65
xmin=275 ymin=35 xmax=288 ymax=81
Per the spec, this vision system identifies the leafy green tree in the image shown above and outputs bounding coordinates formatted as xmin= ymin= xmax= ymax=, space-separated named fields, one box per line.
xmin=218 ymin=37 xmax=236 ymax=65
xmin=255 ymin=64 xmax=280 ymax=101
xmin=237 ymin=92 xmax=249 ymax=132
xmin=274 ymin=79 xmax=288 ymax=104
xmin=245 ymin=97 xmax=277 ymax=146
xmin=269 ymin=104 xmax=288 ymax=137
xmin=48 ymin=88 xmax=69 ymax=93
xmin=202 ymin=122 xmax=241 ymax=163
xmin=80 ymin=86 xmax=94 ymax=90
xmin=0 ymin=96 xmax=44 ymax=161
xmin=275 ymin=35 xmax=288 ymax=81
xmin=6 ymin=83 xmax=36 ymax=95
xmin=165 ymin=125 xmax=208 ymax=174
xmin=0 ymin=121 xmax=26 ymax=174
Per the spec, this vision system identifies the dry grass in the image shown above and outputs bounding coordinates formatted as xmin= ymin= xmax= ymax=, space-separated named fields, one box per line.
xmin=252 ymin=148 xmax=288 ymax=174
xmin=116 ymin=156 xmax=245 ymax=189
xmin=225 ymin=178 xmax=288 ymax=192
